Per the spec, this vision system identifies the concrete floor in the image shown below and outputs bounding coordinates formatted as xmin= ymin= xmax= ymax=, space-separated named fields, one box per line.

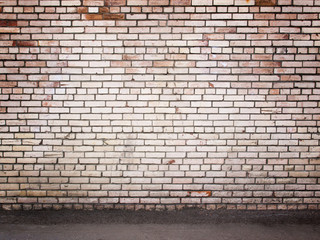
xmin=1 ymin=210 xmax=320 ymax=240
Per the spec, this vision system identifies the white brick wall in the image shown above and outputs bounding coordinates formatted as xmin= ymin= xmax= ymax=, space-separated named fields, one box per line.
xmin=0 ymin=0 xmax=319 ymax=210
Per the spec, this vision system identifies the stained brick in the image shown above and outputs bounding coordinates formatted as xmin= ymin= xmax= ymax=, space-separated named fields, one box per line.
xmin=170 ymin=0 xmax=191 ymax=5
xmin=84 ymin=14 xmax=103 ymax=20
xmin=102 ymin=13 xmax=125 ymax=19
xmin=256 ymin=0 xmax=277 ymax=6
xmin=105 ymin=0 xmax=126 ymax=6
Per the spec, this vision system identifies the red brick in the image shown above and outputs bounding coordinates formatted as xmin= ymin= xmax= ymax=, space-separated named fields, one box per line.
xmin=170 ymin=0 xmax=191 ymax=5
xmin=105 ymin=0 xmax=126 ymax=6
xmin=102 ymin=13 xmax=125 ymax=19
xmin=149 ymin=0 xmax=169 ymax=5
xmin=99 ymin=7 xmax=110 ymax=13
xmin=254 ymin=13 xmax=275 ymax=19
xmin=256 ymin=0 xmax=277 ymax=6
xmin=0 ymin=27 xmax=19 ymax=33
xmin=16 ymin=41 xmax=38 ymax=47
xmin=0 ymin=82 xmax=17 ymax=87
xmin=85 ymin=14 xmax=103 ymax=20
xmin=77 ymin=7 xmax=88 ymax=13
xmin=270 ymin=89 xmax=280 ymax=95
xmin=0 ymin=20 xmax=17 ymax=26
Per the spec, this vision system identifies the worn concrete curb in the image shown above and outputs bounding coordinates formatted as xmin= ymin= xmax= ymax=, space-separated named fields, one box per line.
xmin=1 ymin=210 xmax=320 ymax=225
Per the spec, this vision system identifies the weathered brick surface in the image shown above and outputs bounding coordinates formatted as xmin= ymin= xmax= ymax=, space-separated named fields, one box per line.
xmin=0 ymin=0 xmax=319 ymax=211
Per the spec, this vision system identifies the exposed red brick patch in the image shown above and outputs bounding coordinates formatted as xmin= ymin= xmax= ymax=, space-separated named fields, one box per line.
xmin=270 ymin=89 xmax=280 ymax=95
xmin=0 ymin=82 xmax=17 ymax=87
xmin=256 ymin=0 xmax=277 ymax=6
xmin=0 ymin=107 xmax=6 ymax=113
xmin=254 ymin=13 xmax=275 ymax=20
xmin=77 ymin=7 xmax=88 ymax=14
xmin=170 ymin=0 xmax=191 ymax=5
xmin=209 ymin=82 xmax=214 ymax=88
xmin=188 ymin=191 xmax=212 ymax=197
xmin=99 ymin=7 xmax=110 ymax=13
xmin=167 ymin=160 xmax=175 ymax=165
xmin=215 ymin=27 xmax=236 ymax=33
xmin=0 ymin=20 xmax=17 ymax=26
xmin=85 ymin=13 xmax=125 ymax=20
xmin=149 ymin=0 xmax=169 ymax=5
xmin=85 ymin=14 xmax=103 ymax=20
xmin=42 ymin=101 xmax=52 ymax=107
xmin=16 ymin=41 xmax=38 ymax=47
xmin=253 ymin=68 xmax=273 ymax=74
xmin=26 ymin=61 xmax=46 ymax=67
xmin=105 ymin=0 xmax=126 ymax=6
xmin=261 ymin=61 xmax=281 ymax=67
xmin=281 ymin=75 xmax=301 ymax=81
xmin=102 ymin=13 xmax=125 ymax=20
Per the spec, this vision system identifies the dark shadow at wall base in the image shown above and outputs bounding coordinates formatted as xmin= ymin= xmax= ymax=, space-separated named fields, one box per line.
xmin=1 ymin=209 xmax=320 ymax=225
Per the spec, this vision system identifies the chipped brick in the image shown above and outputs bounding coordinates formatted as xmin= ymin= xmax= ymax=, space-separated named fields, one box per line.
xmin=167 ymin=160 xmax=175 ymax=164
xmin=189 ymin=191 xmax=212 ymax=197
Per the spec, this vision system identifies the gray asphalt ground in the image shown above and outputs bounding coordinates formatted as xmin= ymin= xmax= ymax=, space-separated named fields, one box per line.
xmin=1 ymin=210 xmax=320 ymax=240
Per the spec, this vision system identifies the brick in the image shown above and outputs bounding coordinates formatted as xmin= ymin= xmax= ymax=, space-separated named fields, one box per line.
xmin=84 ymin=14 xmax=103 ymax=20
xmin=102 ymin=13 xmax=125 ymax=19
xmin=16 ymin=40 xmax=38 ymax=47
xmin=149 ymin=0 xmax=169 ymax=5
xmin=0 ymin=0 xmax=17 ymax=5
xmin=127 ymin=0 xmax=148 ymax=5
xmin=256 ymin=0 xmax=277 ymax=6
xmin=0 ymin=20 xmax=17 ymax=26
xmin=0 ymin=27 xmax=20 ymax=33
xmin=105 ymin=0 xmax=126 ymax=5
xmin=83 ymin=0 xmax=104 ymax=6
xmin=77 ymin=7 xmax=88 ymax=13
xmin=170 ymin=0 xmax=191 ymax=5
